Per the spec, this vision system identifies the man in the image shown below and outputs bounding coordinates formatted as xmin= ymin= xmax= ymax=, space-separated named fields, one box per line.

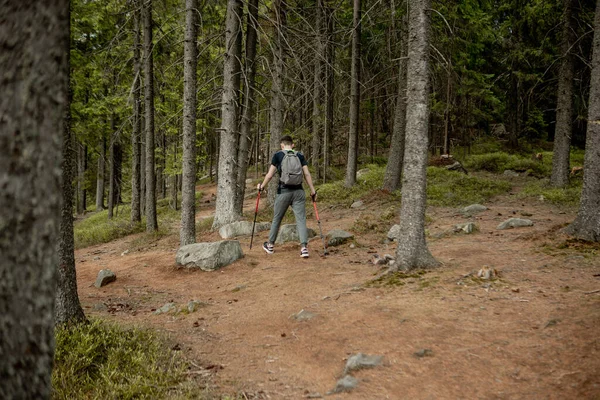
xmin=258 ymin=135 xmax=317 ymax=258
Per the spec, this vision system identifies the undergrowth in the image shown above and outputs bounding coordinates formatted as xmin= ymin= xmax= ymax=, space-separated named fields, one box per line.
xmin=426 ymin=168 xmax=511 ymax=206
xmin=462 ymin=152 xmax=551 ymax=176
xmin=519 ymin=179 xmax=582 ymax=206
xmin=52 ymin=319 xmax=201 ymax=399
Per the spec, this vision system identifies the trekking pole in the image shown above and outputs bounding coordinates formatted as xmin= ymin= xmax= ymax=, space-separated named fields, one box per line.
xmin=311 ymin=191 xmax=329 ymax=256
xmin=250 ymin=186 xmax=262 ymax=250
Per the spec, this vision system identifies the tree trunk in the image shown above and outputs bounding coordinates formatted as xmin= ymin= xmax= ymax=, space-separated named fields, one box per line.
xmin=144 ymin=0 xmax=158 ymax=231
xmin=392 ymin=0 xmax=439 ymax=271
xmin=213 ymin=0 xmax=244 ymax=229
xmin=56 ymin=10 xmax=86 ymax=325
xmin=565 ymin=0 xmax=600 ymax=242
xmin=131 ymin=0 xmax=142 ymax=222
xmin=0 ymin=1 xmax=67 ymax=396
xmin=96 ymin=134 xmax=106 ymax=211
xmin=382 ymin=13 xmax=408 ymax=193
xmin=267 ymin=0 xmax=287 ymax=206
xmin=180 ymin=0 xmax=198 ymax=245
xmin=324 ymin=3 xmax=334 ymax=182
xmin=107 ymin=116 xmax=116 ymax=219
xmin=311 ymin=0 xmax=323 ymax=180
xmin=77 ymin=142 xmax=87 ymax=214
xmin=235 ymin=0 xmax=259 ymax=214
xmin=550 ymin=0 xmax=576 ymax=188
xmin=345 ymin=0 xmax=361 ymax=187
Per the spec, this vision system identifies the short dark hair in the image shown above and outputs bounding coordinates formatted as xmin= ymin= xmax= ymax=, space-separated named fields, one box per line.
xmin=280 ymin=135 xmax=293 ymax=146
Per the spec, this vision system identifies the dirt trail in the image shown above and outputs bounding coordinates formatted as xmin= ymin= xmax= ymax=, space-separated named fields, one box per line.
xmin=75 ymin=183 xmax=600 ymax=399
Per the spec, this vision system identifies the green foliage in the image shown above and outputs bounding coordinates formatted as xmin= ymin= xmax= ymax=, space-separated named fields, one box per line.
xmin=74 ymin=206 xmax=144 ymax=249
xmin=317 ymin=164 xmax=386 ymax=205
xmin=519 ymin=179 xmax=582 ymax=206
xmin=462 ymin=152 xmax=551 ymax=176
xmin=52 ymin=319 xmax=199 ymax=399
xmin=426 ymin=167 xmax=512 ymax=206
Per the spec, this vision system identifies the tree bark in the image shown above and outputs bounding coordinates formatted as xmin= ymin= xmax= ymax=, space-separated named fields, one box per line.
xmin=235 ymin=0 xmax=259 ymax=214
xmin=77 ymin=142 xmax=87 ymax=214
xmin=311 ymin=0 xmax=323 ymax=180
xmin=213 ymin=0 xmax=244 ymax=229
xmin=267 ymin=0 xmax=288 ymax=206
xmin=392 ymin=0 xmax=439 ymax=271
xmin=345 ymin=0 xmax=361 ymax=187
xmin=144 ymin=0 xmax=158 ymax=231
xmin=324 ymin=3 xmax=334 ymax=182
xmin=96 ymin=134 xmax=106 ymax=211
xmin=56 ymin=7 xmax=86 ymax=325
xmin=0 ymin=1 xmax=67 ymax=396
xmin=108 ymin=115 xmax=116 ymax=219
xmin=180 ymin=0 xmax=198 ymax=245
xmin=565 ymin=0 xmax=600 ymax=242
xmin=550 ymin=0 xmax=576 ymax=188
xmin=383 ymin=13 xmax=408 ymax=193
xmin=131 ymin=0 xmax=142 ymax=222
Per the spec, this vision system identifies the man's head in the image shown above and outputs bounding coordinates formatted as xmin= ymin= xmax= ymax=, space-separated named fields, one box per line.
xmin=280 ymin=135 xmax=294 ymax=149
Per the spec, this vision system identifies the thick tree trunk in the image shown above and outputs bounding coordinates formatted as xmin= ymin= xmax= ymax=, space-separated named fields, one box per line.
xmin=235 ymin=0 xmax=259 ymax=214
xmin=180 ymin=0 xmax=198 ymax=245
xmin=213 ymin=0 xmax=244 ymax=229
xmin=565 ymin=0 xmax=600 ymax=242
xmin=77 ymin=142 xmax=87 ymax=214
xmin=550 ymin=0 xmax=576 ymax=188
xmin=141 ymin=124 xmax=146 ymax=215
xmin=383 ymin=13 xmax=408 ymax=193
xmin=311 ymin=0 xmax=323 ymax=180
xmin=96 ymin=135 xmax=106 ymax=211
xmin=345 ymin=0 xmax=361 ymax=187
xmin=324 ymin=3 xmax=334 ymax=182
xmin=0 ymin=1 xmax=67 ymax=396
xmin=392 ymin=0 xmax=439 ymax=271
xmin=56 ymin=11 xmax=86 ymax=325
xmin=107 ymin=117 xmax=116 ymax=219
xmin=267 ymin=0 xmax=287 ymax=206
xmin=144 ymin=0 xmax=158 ymax=231
xmin=131 ymin=0 xmax=142 ymax=222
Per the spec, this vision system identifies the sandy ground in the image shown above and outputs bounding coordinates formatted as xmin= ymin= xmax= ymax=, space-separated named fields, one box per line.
xmin=75 ymin=182 xmax=600 ymax=399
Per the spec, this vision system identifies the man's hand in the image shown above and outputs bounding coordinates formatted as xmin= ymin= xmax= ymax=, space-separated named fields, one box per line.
xmin=257 ymin=183 xmax=263 ymax=192
xmin=310 ymin=191 xmax=317 ymax=202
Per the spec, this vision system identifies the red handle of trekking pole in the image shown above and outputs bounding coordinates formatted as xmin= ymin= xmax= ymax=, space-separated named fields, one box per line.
xmin=312 ymin=199 xmax=320 ymax=221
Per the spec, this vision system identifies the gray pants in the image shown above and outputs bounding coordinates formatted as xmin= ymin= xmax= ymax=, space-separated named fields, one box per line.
xmin=269 ymin=188 xmax=308 ymax=246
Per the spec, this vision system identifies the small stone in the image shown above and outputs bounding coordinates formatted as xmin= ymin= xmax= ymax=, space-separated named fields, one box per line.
xmin=94 ymin=269 xmax=116 ymax=288
xmin=327 ymin=229 xmax=354 ymax=247
xmin=387 ymin=224 xmax=401 ymax=241
xmin=414 ymin=348 xmax=433 ymax=358
xmin=291 ymin=309 xmax=316 ymax=321
xmin=344 ymin=353 xmax=383 ymax=374
xmin=350 ymin=200 xmax=364 ymax=209
xmin=477 ymin=266 xmax=497 ymax=280
xmin=349 ymin=243 xmax=356 ymax=249
xmin=187 ymin=300 xmax=207 ymax=313
xmin=155 ymin=302 xmax=177 ymax=315
xmin=520 ymin=212 xmax=533 ymax=217
xmin=511 ymin=287 xmax=520 ymax=293
xmin=497 ymin=218 xmax=533 ymax=230
xmin=461 ymin=204 xmax=487 ymax=214
xmin=454 ymin=222 xmax=476 ymax=234
xmin=92 ymin=303 xmax=107 ymax=311
xmin=329 ymin=375 xmax=359 ymax=394
xmin=121 ymin=249 xmax=129 ymax=256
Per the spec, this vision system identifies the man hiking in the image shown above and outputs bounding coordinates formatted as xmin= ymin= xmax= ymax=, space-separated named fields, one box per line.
xmin=258 ymin=135 xmax=317 ymax=258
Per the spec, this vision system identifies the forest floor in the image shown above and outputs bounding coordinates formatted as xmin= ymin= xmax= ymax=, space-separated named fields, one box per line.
xmin=75 ymin=180 xmax=600 ymax=399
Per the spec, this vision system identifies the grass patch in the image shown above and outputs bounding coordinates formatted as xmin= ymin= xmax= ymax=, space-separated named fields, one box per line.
xmin=352 ymin=206 xmax=397 ymax=234
xmin=196 ymin=216 xmax=215 ymax=233
xmin=519 ymin=179 xmax=582 ymax=207
xmin=52 ymin=319 xmax=200 ymax=399
xmin=74 ymin=206 xmax=144 ymax=249
xmin=462 ymin=151 xmax=551 ymax=177
xmin=427 ymin=168 xmax=512 ymax=206
xmin=317 ymin=164 xmax=386 ymax=205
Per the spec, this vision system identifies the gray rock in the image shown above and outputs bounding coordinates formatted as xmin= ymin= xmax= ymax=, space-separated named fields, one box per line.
xmin=503 ymin=169 xmax=519 ymax=177
xmin=327 ymin=229 xmax=354 ymax=247
xmin=414 ymin=348 xmax=433 ymax=358
xmin=275 ymin=224 xmax=316 ymax=244
xmin=497 ymin=218 xmax=533 ymax=230
xmin=387 ymin=224 xmax=401 ymax=241
xmin=176 ymin=241 xmax=244 ymax=271
xmin=291 ymin=309 xmax=316 ymax=321
xmin=454 ymin=222 xmax=477 ymax=234
xmin=219 ymin=221 xmax=270 ymax=239
xmin=155 ymin=302 xmax=177 ymax=315
xmin=461 ymin=204 xmax=487 ymax=214
xmin=350 ymin=200 xmax=364 ymax=209
xmin=344 ymin=353 xmax=383 ymax=374
xmin=93 ymin=303 xmax=108 ymax=311
xmin=356 ymin=168 xmax=370 ymax=178
xmin=187 ymin=300 xmax=207 ymax=313
xmin=329 ymin=375 xmax=359 ymax=394
xmin=94 ymin=269 xmax=116 ymax=288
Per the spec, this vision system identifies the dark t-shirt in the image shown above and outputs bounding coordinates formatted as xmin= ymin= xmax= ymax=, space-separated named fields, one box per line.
xmin=271 ymin=150 xmax=307 ymax=193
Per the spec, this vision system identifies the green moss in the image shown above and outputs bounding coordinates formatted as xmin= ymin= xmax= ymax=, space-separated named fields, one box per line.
xmin=52 ymin=319 xmax=201 ymax=399
xmin=316 ymin=164 xmax=386 ymax=205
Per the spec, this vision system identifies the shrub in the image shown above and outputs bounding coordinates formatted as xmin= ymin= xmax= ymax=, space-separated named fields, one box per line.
xmin=519 ymin=179 xmax=582 ymax=207
xmin=463 ymin=152 xmax=550 ymax=177
xmin=427 ymin=167 xmax=512 ymax=206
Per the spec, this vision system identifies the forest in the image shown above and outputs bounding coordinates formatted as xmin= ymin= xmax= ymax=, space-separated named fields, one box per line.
xmin=1 ymin=0 xmax=599 ymax=398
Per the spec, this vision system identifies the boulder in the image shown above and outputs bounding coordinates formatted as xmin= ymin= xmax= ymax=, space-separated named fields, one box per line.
xmin=497 ymin=218 xmax=533 ymax=230
xmin=275 ymin=224 xmax=316 ymax=244
xmin=454 ymin=222 xmax=477 ymax=234
xmin=461 ymin=204 xmax=487 ymax=215
xmin=329 ymin=375 xmax=359 ymax=394
xmin=154 ymin=302 xmax=177 ymax=315
xmin=350 ymin=200 xmax=364 ymax=209
xmin=387 ymin=224 xmax=401 ymax=241
xmin=344 ymin=353 xmax=383 ymax=374
xmin=94 ymin=269 xmax=116 ymax=288
xmin=219 ymin=221 xmax=270 ymax=239
xmin=327 ymin=229 xmax=354 ymax=247
xmin=176 ymin=241 xmax=243 ymax=271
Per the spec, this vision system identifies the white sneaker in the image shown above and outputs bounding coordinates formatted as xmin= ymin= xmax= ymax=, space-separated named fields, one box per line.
xmin=300 ymin=247 xmax=309 ymax=258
